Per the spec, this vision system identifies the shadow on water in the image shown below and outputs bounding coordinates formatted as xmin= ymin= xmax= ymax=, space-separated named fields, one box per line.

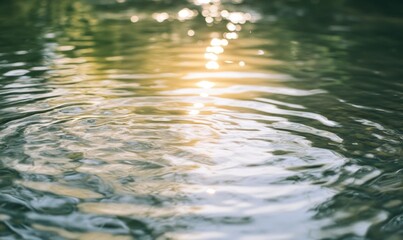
xmin=0 ymin=0 xmax=402 ymax=239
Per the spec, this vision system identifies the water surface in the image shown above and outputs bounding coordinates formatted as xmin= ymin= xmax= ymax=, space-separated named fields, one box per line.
xmin=0 ymin=0 xmax=402 ymax=239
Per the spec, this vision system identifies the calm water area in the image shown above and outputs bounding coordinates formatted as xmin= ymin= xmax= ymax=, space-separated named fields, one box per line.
xmin=0 ymin=0 xmax=402 ymax=239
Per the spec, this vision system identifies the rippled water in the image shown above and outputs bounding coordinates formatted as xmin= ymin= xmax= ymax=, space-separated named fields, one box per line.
xmin=0 ymin=0 xmax=402 ymax=239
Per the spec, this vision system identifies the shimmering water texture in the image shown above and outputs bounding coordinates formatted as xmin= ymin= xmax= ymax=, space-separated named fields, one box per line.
xmin=0 ymin=0 xmax=402 ymax=239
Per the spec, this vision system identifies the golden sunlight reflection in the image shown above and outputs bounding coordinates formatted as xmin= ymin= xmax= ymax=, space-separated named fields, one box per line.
xmin=204 ymin=52 xmax=218 ymax=61
xmin=187 ymin=29 xmax=195 ymax=36
xmin=152 ymin=12 xmax=169 ymax=22
xmin=205 ymin=61 xmax=219 ymax=69
xmin=206 ymin=46 xmax=224 ymax=54
xmin=130 ymin=15 xmax=139 ymax=23
xmin=197 ymin=80 xmax=215 ymax=89
xmin=139 ymin=0 xmax=256 ymax=72
xmin=189 ymin=102 xmax=206 ymax=116
xmin=224 ymin=32 xmax=238 ymax=39
xmin=188 ymin=79 xmax=216 ymax=115
xmin=193 ymin=0 xmax=215 ymax=5
xmin=193 ymin=102 xmax=205 ymax=108
xmin=178 ymin=8 xmax=198 ymax=21
xmin=226 ymin=22 xmax=237 ymax=31
xmin=188 ymin=109 xmax=201 ymax=115
xmin=190 ymin=0 xmax=255 ymax=71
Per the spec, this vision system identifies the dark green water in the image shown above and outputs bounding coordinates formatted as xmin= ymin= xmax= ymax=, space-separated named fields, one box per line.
xmin=0 ymin=0 xmax=402 ymax=239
